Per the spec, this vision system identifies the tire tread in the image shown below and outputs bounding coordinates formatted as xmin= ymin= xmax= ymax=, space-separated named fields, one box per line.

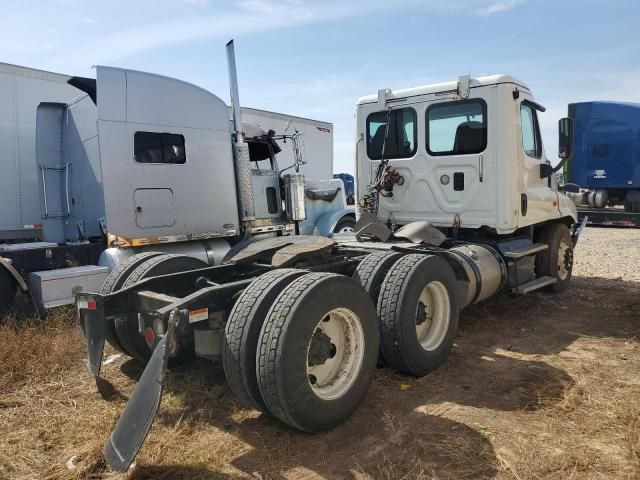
xmin=256 ymin=272 xmax=337 ymax=430
xmin=115 ymin=254 xmax=206 ymax=360
xmin=223 ymin=268 xmax=305 ymax=412
xmin=377 ymin=254 xmax=421 ymax=373
xmin=353 ymin=251 xmax=404 ymax=304
xmin=98 ymin=251 xmax=162 ymax=354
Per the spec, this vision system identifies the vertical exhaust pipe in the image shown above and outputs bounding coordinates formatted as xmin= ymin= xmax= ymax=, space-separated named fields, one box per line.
xmin=226 ymin=39 xmax=255 ymax=222
xmin=226 ymin=39 xmax=242 ymax=135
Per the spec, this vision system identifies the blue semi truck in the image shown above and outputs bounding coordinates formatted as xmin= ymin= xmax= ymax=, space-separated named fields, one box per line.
xmin=564 ymin=101 xmax=640 ymax=224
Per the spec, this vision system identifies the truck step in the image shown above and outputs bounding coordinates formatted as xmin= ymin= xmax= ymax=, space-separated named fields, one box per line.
xmin=514 ymin=276 xmax=557 ymax=294
xmin=502 ymin=243 xmax=548 ymax=259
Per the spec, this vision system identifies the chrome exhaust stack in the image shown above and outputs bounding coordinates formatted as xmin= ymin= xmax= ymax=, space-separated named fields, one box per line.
xmin=226 ymin=39 xmax=255 ymax=223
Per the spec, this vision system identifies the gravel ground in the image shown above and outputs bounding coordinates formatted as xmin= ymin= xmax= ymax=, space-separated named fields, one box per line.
xmin=574 ymin=226 xmax=640 ymax=282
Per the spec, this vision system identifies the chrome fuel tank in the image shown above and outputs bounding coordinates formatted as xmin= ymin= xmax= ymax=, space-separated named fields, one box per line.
xmin=449 ymin=244 xmax=507 ymax=308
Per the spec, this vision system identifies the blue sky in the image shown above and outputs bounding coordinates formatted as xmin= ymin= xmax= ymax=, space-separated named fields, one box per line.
xmin=2 ymin=0 xmax=638 ymax=174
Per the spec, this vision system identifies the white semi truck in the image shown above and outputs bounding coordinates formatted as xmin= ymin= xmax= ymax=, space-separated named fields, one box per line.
xmin=0 ymin=59 xmax=353 ymax=310
xmin=77 ymin=46 xmax=585 ymax=472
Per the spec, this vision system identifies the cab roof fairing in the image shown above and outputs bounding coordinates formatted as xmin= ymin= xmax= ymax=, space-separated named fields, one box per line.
xmin=95 ymin=66 xmax=231 ymax=132
xmin=357 ymin=74 xmax=531 ymax=106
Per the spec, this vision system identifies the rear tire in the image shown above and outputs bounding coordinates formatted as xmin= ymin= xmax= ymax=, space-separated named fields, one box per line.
xmin=352 ymin=251 xmax=404 ymax=306
xmin=257 ymin=273 xmax=379 ymax=432
xmin=535 ymin=223 xmax=573 ymax=293
xmin=115 ymin=254 xmax=207 ymax=362
xmin=377 ymin=254 xmax=460 ymax=377
xmin=223 ymin=268 xmax=306 ymax=413
xmin=0 ymin=268 xmax=16 ymax=312
xmin=94 ymin=252 xmax=163 ymax=353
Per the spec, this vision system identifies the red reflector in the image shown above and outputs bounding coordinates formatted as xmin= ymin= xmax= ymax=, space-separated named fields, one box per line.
xmin=144 ymin=327 xmax=155 ymax=345
xmin=87 ymin=300 xmax=97 ymax=310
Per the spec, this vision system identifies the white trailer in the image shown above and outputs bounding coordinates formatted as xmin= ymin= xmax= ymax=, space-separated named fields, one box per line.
xmin=240 ymin=108 xmax=333 ymax=181
xmin=0 ymin=63 xmax=81 ymax=241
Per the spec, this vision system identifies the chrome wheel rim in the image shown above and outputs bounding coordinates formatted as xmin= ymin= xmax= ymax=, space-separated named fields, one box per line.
xmin=307 ymin=308 xmax=365 ymax=400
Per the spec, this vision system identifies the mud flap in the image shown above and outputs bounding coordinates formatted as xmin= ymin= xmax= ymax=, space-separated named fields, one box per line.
xmin=78 ymin=293 xmax=105 ymax=376
xmin=104 ymin=311 xmax=178 ymax=473
xmin=353 ymin=211 xmax=392 ymax=242
xmin=571 ymin=215 xmax=588 ymax=246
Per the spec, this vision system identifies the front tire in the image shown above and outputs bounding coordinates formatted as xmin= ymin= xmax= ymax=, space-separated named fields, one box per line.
xmin=377 ymin=254 xmax=460 ymax=377
xmin=332 ymin=216 xmax=356 ymax=234
xmin=256 ymin=273 xmax=379 ymax=432
xmin=535 ymin=223 xmax=573 ymax=293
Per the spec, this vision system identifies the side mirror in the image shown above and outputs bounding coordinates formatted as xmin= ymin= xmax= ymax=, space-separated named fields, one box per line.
xmin=540 ymin=163 xmax=554 ymax=179
xmin=558 ymin=117 xmax=573 ymax=159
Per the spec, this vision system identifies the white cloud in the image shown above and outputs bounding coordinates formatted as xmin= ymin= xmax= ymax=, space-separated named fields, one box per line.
xmin=72 ymin=16 xmax=96 ymax=24
xmin=478 ymin=0 xmax=526 ymax=16
xmin=0 ymin=0 xmax=535 ymax=74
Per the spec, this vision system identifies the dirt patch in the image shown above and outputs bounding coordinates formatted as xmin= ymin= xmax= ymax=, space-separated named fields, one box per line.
xmin=1 ymin=227 xmax=639 ymax=479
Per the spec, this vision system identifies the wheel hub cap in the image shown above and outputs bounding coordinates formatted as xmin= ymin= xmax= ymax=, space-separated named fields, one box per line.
xmin=308 ymin=327 xmax=335 ymax=366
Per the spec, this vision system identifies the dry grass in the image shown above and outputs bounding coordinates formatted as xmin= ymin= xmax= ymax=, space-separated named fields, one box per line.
xmin=1 ymin=227 xmax=639 ymax=479
xmin=0 ymin=307 xmax=84 ymax=392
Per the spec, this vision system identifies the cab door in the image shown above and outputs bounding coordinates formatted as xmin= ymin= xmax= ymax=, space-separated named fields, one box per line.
xmin=517 ymin=96 xmax=558 ymax=226
xmin=363 ymin=86 xmax=497 ymax=229
xmin=95 ymin=66 xmax=239 ymax=243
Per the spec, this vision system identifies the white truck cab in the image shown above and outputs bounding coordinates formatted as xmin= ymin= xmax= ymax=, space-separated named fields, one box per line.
xmin=355 ymin=74 xmax=577 ymax=233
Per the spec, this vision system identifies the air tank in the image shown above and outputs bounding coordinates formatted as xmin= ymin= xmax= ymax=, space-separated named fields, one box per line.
xmin=283 ymin=174 xmax=307 ymax=221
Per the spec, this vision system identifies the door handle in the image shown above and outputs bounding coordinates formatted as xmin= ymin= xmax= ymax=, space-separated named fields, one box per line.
xmin=479 ymin=154 xmax=484 ymax=182
xmin=40 ymin=166 xmax=48 ymax=219
xmin=64 ymin=162 xmax=72 ymax=214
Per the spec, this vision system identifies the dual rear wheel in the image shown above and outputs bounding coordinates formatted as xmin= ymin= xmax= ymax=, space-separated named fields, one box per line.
xmin=375 ymin=254 xmax=460 ymax=377
xmin=223 ymin=271 xmax=379 ymax=432
xmin=223 ymin=251 xmax=461 ymax=432
xmin=96 ymin=252 xmax=207 ymax=362
xmin=353 ymin=252 xmax=461 ymax=376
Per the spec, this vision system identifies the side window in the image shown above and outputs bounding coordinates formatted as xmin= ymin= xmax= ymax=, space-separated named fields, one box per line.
xmin=426 ymin=99 xmax=487 ymax=156
xmin=134 ymin=132 xmax=186 ymax=164
xmin=366 ymin=108 xmax=417 ymax=160
xmin=520 ymin=104 xmax=542 ymax=158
